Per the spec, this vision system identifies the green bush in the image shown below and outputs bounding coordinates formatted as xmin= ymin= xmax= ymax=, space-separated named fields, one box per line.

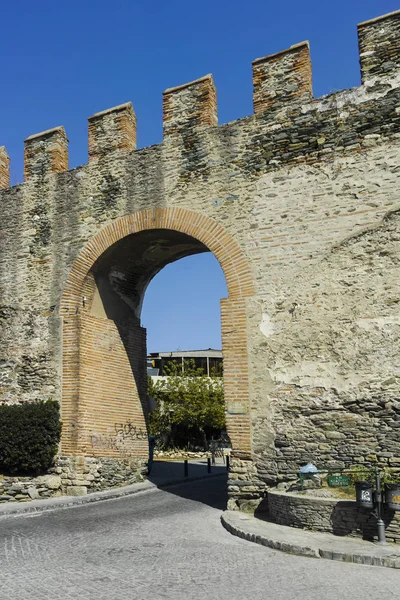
xmin=0 ymin=400 xmax=62 ymax=475
xmin=148 ymin=360 xmax=225 ymax=449
xmin=349 ymin=465 xmax=376 ymax=485
xmin=381 ymin=468 xmax=400 ymax=485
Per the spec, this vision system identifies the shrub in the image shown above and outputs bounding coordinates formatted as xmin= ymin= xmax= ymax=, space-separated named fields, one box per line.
xmin=349 ymin=465 xmax=376 ymax=485
xmin=148 ymin=360 xmax=225 ymax=449
xmin=381 ymin=468 xmax=400 ymax=485
xmin=0 ymin=400 xmax=62 ymax=475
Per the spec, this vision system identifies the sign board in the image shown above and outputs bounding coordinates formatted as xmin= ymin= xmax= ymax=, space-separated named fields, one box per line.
xmin=328 ymin=475 xmax=351 ymax=487
xmin=227 ymin=403 xmax=248 ymax=415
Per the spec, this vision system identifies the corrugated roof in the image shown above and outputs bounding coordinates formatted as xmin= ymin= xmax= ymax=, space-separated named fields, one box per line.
xmin=148 ymin=349 xmax=222 ymax=358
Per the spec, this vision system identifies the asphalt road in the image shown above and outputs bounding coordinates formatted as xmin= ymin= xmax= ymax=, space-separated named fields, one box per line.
xmin=0 ymin=476 xmax=398 ymax=600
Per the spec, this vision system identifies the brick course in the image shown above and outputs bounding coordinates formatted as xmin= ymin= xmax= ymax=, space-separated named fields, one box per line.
xmin=0 ymin=146 xmax=10 ymax=189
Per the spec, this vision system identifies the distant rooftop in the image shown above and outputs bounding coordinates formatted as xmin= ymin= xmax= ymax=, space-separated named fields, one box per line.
xmin=148 ymin=348 xmax=222 ymax=358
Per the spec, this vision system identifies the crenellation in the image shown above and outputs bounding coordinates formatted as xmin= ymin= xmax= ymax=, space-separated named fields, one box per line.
xmin=163 ymin=74 xmax=218 ymax=136
xmin=24 ymin=126 xmax=68 ymax=182
xmin=88 ymin=102 xmax=137 ymax=161
xmin=358 ymin=9 xmax=400 ymax=83
xmin=252 ymin=41 xmax=312 ymax=115
xmin=0 ymin=146 xmax=10 ymax=189
xmin=0 ymin=11 xmax=398 ymax=179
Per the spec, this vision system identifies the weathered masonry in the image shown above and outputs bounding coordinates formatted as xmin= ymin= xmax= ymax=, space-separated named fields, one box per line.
xmin=1 ymin=10 xmax=400 ymax=504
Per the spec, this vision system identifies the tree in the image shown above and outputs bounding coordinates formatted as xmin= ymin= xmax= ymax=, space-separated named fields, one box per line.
xmin=148 ymin=360 xmax=225 ymax=449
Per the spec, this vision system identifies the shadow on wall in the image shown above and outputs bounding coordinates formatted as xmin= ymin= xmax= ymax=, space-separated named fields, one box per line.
xmin=330 ymin=502 xmax=396 ymax=540
xmin=88 ymin=228 xmax=211 ymax=427
xmin=254 ymin=497 xmax=269 ymax=520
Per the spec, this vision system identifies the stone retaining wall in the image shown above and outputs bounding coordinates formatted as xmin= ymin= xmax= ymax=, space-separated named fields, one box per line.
xmin=0 ymin=456 xmax=146 ymax=504
xmin=154 ymin=450 xmax=211 ymax=460
xmin=267 ymin=489 xmax=400 ymax=543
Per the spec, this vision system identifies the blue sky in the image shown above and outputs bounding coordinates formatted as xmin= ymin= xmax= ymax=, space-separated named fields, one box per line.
xmin=1 ymin=1 xmax=397 ymax=351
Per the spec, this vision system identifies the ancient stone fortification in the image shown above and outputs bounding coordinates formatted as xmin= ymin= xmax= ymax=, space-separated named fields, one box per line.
xmin=1 ymin=11 xmax=400 ymax=504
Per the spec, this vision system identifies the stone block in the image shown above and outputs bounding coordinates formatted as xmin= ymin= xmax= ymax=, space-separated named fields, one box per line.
xmin=66 ymin=486 xmax=87 ymax=497
xmin=37 ymin=475 xmax=62 ymax=490
xmin=27 ymin=487 xmax=39 ymax=500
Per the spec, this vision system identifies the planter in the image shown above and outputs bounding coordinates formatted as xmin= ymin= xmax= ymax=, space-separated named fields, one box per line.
xmin=385 ymin=484 xmax=400 ymax=512
xmin=267 ymin=489 xmax=400 ymax=543
xmin=355 ymin=481 xmax=374 ymax=509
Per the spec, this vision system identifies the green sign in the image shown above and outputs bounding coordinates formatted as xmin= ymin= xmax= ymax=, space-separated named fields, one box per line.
xmin=328 ymin=475 xmax=350 ymax=487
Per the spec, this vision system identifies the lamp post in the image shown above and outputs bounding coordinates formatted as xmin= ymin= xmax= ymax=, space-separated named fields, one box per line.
xmin=374 ymin=467 xmax=387 ymax=545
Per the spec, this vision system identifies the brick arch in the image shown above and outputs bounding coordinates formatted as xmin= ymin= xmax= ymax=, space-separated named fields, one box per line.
xmin=60 ymin=208 xmax=254 ymax=460
xmin=61 ymin=208 xmax=254 ymax=312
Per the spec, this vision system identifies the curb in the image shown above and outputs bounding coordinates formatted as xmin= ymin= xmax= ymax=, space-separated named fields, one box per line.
xmin=0 ymin=471 xmax=225 ymax=519
xmin=221 ymin=511 xmax=400 ymax=569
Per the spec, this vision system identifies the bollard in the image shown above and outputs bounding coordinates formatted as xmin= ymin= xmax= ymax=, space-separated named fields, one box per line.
xmin=226 ymin=454 xmax=230 ymax=471
xmin=375 ymin=468 xmax=387 ymax=545
xmin=184 ymin=459 xmax=188 ymax=477
xmin=207 ymin=457 xmax=211 ymax=473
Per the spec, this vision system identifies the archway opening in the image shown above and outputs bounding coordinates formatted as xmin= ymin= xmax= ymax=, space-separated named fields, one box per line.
xmin=73 ymin=230 xmax=211 ymax=461
xmin=142 ymin=252 xmax=227 ymax=453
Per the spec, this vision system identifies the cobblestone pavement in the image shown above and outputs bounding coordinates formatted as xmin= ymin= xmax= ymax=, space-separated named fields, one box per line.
xmin=0 ymin=477 xmax=398 ymax=600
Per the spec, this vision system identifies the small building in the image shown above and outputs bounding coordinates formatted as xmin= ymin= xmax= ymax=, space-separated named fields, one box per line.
xmin=147 ymin=349 xmax=223 ymax=377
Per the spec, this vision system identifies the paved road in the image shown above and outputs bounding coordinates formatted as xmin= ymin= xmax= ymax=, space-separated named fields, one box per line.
xmin=0 ymin=476 xmax=398 ymax=599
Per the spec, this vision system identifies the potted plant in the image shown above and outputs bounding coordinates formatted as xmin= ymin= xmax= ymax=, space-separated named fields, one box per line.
xmin=382 ymin=469 xmax=400 ymax=512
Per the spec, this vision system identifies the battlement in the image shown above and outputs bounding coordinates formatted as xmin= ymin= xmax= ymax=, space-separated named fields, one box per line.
xmin=0 ymin=146 xmax=10 ymax=189
xmin=24 ymin=126 xmax=68 ymax=182
xmin=0 ymin=9 xmax=399 ymax=189
xmin=358 ymin=9 xmax=400 ymax=82
xmin=163 ymin=74 xmax=218 ymax=136
xmin=88 ymin=102 xmax=137 ymax=161
xmin=252 ymin=41 xmax=312 ymax=115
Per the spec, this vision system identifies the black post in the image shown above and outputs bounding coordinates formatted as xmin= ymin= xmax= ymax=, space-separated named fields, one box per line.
xmin=375 ymin=468 xmax=387 ymax=545
xmin=184 ymin=459 xmax=188 ymax=477
xmin=207 ymin=457 xmax=211 ymax=473
xmin=226 ymin=454 xmax=230 ymax=471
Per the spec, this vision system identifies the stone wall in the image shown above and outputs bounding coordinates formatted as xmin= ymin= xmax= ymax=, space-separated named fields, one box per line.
xmin=0 ymin=10 xmax=400 ymax=505
xmin=267 ymin=489 xmax=400 ymax=543
xmin=0 ymin=456 xmax=146 ymax=503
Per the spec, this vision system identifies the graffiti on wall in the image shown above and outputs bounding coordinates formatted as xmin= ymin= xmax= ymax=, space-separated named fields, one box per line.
xmin=89 ymin=421 xmax=148 ymax=456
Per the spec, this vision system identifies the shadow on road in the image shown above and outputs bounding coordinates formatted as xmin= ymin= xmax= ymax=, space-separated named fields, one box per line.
xmin=147 ymin=460 xmax=228 ymax=510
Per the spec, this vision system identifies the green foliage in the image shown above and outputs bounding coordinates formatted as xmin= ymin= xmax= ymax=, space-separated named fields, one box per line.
xmin=381 ymin=468 xmax=400 ymax=485
xmin=349 ymin=465 xmax=376 ymax=485
xmin=148 ymin=360 xmax=225 ymax=449
xmin=0 ymin=400 xmax=62 ymax=475
xmin=349 ymin=465 xmax=400 ymax=486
